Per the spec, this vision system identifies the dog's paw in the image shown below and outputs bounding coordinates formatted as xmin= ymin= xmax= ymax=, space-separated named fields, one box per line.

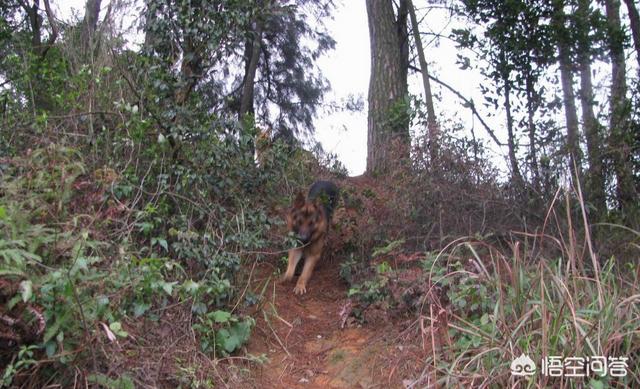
xmin=280 ymin=274 xmax=293 ymax=284
xmin=293 ymin=284 xmax=307 ymax=295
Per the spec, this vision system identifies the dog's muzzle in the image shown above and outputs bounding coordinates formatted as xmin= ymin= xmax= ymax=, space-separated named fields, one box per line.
xmin=297 ymin=233 xmax=311 ymax=244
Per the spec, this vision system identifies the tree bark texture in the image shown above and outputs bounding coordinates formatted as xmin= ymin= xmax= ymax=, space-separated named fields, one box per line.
xmin=82 ymin=0 xmax=102 ymax=44
xmin=577 ymin=0 xmax=606 ymax=217
xmin=239 ymin=24 xmax=262 ymax=120
xmin=622 ymin=0 xmax=640 ymax=71
xmin=553 ymin=0 xmax=582 ymax=183
xmin=605 ymin=0 xmax=636 ymax=211
xmin=500 ymin=50 xmax=524 ymax=193
xmin=366 ymin=0 xmax=410 ymax=174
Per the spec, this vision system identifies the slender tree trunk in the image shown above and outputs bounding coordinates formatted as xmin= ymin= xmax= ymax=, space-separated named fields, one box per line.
xmin=171 ymin=33 xmax=203 ymax=160
xmin=239 ymin=22 xmax=263 ymax=158
xmin=25 ymin=0 xmax=42 ymax=51
xmin=82 ymin=0 xmax=102 ymax=48
xmin=525 ymin=74 xmax=540 ymax=192
xmin=365 ymin=0 xmax=409 ymax=174
xmin=553 ymin=0 xmax=583 ymax=183
xmin=577 ymin=0 xmax=606 ymax=218
xmin=20 ymin=0 xmax=58 ymax=112
xmin=397 ymin=0 xmax=409 ymax=95
xmin=407 ymin=0 xmax=438 ymax=161
xmin=239 ymin=26 xmax=262 ymax=119
xmin=605 ymin=0 xmax=636 ymax=211
xmin=81 ymin=0 xmax=101 ymax=140
xmin=622 ymin=0 xmax=640 ymax=71
xmin=500 ymin=50 xmax=524 ymax=192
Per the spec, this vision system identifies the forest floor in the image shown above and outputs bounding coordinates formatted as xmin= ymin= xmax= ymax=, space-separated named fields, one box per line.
xmin=242 ymin=250 xmax=432 ymax=388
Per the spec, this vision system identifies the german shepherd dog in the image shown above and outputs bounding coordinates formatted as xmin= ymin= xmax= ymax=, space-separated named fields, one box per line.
xmin=282 ymin=181 xmax=339 ymax=294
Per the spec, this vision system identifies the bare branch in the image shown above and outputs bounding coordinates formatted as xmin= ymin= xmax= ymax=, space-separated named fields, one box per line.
xmin=410 ymin=65 xmax=504 ymax=147
xmin=42 ymin=0 xmax=58 ymax=49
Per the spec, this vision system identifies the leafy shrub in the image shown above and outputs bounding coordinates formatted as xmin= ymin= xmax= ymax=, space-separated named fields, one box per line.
xmin=0 ymin=142 xmax=273 ymax=385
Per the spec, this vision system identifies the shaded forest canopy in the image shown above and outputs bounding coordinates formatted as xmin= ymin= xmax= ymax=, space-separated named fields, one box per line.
xmin=0 ymin=0 xmax=639 ymax=387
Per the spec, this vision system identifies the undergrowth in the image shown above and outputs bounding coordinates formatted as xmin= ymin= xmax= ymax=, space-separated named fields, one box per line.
xmin=338 ymin=183 xmax=640 ymax=388
xmin=0 ymin=136 xmax=337 ymax=387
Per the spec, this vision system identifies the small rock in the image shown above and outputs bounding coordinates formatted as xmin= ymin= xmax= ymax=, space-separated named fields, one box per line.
xmin=317 ymin=334 xmax=322 ymax=339
xmin=299 ymin=377 xmax=309 ymax=384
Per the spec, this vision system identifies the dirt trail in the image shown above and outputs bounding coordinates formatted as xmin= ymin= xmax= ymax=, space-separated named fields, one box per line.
xmin=245 ymin=260 xmax=397 ymax=389
xmin=243 ymin=175 xmax=431 ymax=388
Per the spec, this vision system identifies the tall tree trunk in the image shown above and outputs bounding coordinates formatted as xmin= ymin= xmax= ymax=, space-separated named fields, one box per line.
xmin=82 ymin=0 xmax=102 ymax=49
xmin=81 ymin=0 xmax=101 ymax=141
xmin=239 ymin=27 xmax=262 ymax=120
xmin=397 ymin=0 xmax=409 ymax=95
xmin=622 ymin=0 xmax=640 ymax=71
xmin=170 ymin=32 xmax=203 ymax=161
xmin=407 ymin=0 xmax=438 ymax=161
xmin=365 ymin=0 xmax=410 ymax=175
xmin=553 ymin=0 xmax=582 ymax=183
xmin=20 ymin=0 xmax=58 ymax=112
xmin=525 ymin=74 xmax=540 ymax=192
xmin=577 ymin=0 xmax=606 ymax=218
xmin=605 ymin=0 xmax=636 ymax=211
xmin=500 ymin=50 xmax=524 ymax=193
xmin=239 ymin=22 xmax=263 ymax=158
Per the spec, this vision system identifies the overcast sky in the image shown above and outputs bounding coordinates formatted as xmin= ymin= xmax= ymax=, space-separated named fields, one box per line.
xmin=315 ymin=1 xmax=370 ymax=175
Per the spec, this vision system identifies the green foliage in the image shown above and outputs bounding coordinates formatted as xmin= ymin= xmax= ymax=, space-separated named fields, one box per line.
xmin=1 ymin=345 xmax=38 ymax=387
xmin=347 ymin=252 xmax=394 ymax=307
xmin=339 ymin=254 xmax=359 ymax=286
xmin=372 ymin=239 xmax=405 ymax=258
xmin=193 ymin=309 xmax=255 ymax=355
xmin=88 ymin=373 xmax=135 ymax=389
xmin=0 ymin=0 xmax=339 ymax=386
xmin=0 ymin=141 xmax=275 ymax=384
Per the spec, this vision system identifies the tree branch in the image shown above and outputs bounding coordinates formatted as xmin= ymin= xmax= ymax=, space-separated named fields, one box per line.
xmin=410 ymin=64 xmax=504 ymax=147
xmin=41 ymin=0 xmax=58 ymax=57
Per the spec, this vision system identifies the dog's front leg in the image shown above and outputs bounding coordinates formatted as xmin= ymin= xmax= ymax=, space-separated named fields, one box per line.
xmin=294 ymin=251 xmax=321 ymax=295
xmin=282 ymin=248 xmax=303 ymax=282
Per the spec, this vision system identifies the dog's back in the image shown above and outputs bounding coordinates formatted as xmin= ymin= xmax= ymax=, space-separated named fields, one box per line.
xmin=307 ymin=180 xmax=339 ymax=220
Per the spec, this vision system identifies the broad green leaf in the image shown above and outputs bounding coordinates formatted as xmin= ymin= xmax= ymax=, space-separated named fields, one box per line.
xmin=133 ymin=302 xmax=150 ymax=317
xmin=211 ymin=310 xmax=231 ymax=323
xmin=160 ymin=281 xmax=177 ymax=295
xmin=109 ymin=322 xmax=129 ymax=338
xmin=182 ymin=280 xmax=200 ymax=295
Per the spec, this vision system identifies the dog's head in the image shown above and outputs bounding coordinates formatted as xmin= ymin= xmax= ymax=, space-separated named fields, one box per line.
xmin=286 ymin=192 xmax=327 ymax=244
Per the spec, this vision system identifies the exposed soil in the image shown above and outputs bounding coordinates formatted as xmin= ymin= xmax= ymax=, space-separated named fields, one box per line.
xmin=234 ymin=175 xmax=442 ymax=388
xmin=243 ymin=257 xmax=430 ymax=389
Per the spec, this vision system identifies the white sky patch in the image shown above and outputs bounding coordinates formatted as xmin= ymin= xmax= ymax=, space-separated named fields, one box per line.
xmin=315 ymin=1 xmax=370 ymax=176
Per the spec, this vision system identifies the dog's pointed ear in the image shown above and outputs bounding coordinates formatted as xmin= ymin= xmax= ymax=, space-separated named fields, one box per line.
xmin=293 ymin=191 xmax=305 ymax=208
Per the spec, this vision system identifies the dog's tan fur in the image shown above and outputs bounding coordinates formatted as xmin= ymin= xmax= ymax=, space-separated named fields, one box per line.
xmin=282 ymin=191 xmax=330 ymax=294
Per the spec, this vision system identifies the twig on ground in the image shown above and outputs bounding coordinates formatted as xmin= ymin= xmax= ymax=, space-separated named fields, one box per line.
xmin=262 ymin=310 xmax=291 ymax=357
